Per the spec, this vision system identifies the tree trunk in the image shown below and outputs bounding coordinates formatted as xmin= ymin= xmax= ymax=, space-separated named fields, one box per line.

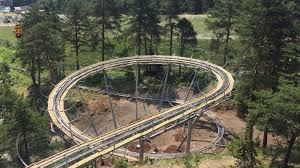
xmin=224 ymin=6 xmax=232 ymax=67
xmin=137 ymin=18 xmax=141 ymax=80
xmin=179 ymin=33 xmax=184 ymax=76
xmin=101 ymin=0 xmax=105 ymax=62
xmin=22 ymin=126 xmax=30 ymax=163
xmin=246 ymin=119 xmax=255 ymax=168
xmin=30 ymin=58 xmax=36 ymax=86
xmin=283 ymin=131 xmax=297 ymax=168
xmin=75 ymin=24 xmax=80 ymax=70
xmin=169 ymin=18 xmax=173 ymax=56
xmin=37 ymin=54 xmax=41 ymax=88
xmin=168 ymin=19 xmax=173 ymax=75
xmin=144 ymin=34 xmax=147 ymax=55
xmin=262 ymin=126 xmax=268 ymax=149
xmin=150 ymin=34 xmax=153 ymax=55
xmin=48 ymin=64 xmax=57 ymax=84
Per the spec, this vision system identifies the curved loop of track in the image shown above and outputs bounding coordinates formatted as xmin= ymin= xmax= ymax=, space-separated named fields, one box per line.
xmin=29 ymin=56 xmax=234 ymax=168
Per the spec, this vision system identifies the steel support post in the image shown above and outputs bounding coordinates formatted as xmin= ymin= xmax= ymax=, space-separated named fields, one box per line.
xmin=186 ymin=119 xmax=192 ymax=154
xmin=177 ymin=114 xmax=202 ymax=151
xmin=103 ymin=71 xmax=118 ymax=129
xmin=159 ymin=65 xmax=169 ymax=112
xmin=185 ymin=70 xmax=197 ymax=102
xmin=139 ymin=138 xmax=145 ymax=162
xmin=76 ymin=85 xmax=99 ymax=136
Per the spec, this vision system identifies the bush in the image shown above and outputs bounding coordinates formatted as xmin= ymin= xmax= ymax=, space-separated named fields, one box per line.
xmin=183 ymin=154 xmax=200 ymax=168
xmin=115 ymin=158 xmax=128 ymax=168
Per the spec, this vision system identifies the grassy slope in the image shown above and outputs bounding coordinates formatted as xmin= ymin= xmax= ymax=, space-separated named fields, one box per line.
xmin=0 ymin=26 xmax=31 ymax=94
xmin=130 ymin=152 xmax=235 ymax=168
xmin=0 ymin=26 xmax=17 ymax=42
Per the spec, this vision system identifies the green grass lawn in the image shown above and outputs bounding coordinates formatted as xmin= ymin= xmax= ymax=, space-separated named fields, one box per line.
xmin=0 ymin=26 xmax=17 ymax=42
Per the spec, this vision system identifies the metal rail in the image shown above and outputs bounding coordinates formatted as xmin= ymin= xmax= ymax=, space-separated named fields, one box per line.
xmin=28 ymin=55 xmax=234 ymax=168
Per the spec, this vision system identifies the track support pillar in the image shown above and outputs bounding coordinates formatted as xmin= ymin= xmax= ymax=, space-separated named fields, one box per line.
xmin=103 ymin=71 xmax=118 ymax=129
xmin=139 ymin=138 xmax=145 ymax=162
xmin=186 ymin=119 xmax=192 ymax=154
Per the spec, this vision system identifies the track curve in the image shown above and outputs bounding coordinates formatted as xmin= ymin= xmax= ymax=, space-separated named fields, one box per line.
xmin=29 ymin=56 xmax=234 ymax=168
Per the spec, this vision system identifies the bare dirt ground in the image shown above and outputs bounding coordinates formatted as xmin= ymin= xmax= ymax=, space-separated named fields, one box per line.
xmin=67 ymin=85 xmax=221 ymax=153
xmin=63 ymin=79 xmax=253 ymax=168
xmin=65 ymin=87 xmax=283 ymax=168
xmin=213 ymin=104 xmax=280 ymax=145
xmin=126 ymin=120 xmax=218 ymax=154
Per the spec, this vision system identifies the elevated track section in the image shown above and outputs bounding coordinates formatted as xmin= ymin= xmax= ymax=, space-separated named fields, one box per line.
xmin=29 ymin=56 xmax=234 ymax=168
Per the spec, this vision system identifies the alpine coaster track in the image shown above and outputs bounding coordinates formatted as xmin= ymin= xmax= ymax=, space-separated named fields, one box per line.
xmin=29 ymin=55 xmax=234 ymax=168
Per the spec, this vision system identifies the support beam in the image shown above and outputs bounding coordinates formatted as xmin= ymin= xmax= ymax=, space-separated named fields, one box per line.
xmin=139 ymin=138 xmax=144 ymax=162
xmin=150 ymin=113 xmax=201 ymax=139
xmin=103 ymin=71 xmax=118 ymax=129
xmin=185 ymin=70 xmax=197 ymax=102
xmin=186 ymin=119 xmax=192 ymax=154
xmin=76 ymin=85 xmax=99 ymax=136
xmin=177 ymin=114 xmax=202 ymax=151
xmin=159 ymin=65 xmax=169 ymax=112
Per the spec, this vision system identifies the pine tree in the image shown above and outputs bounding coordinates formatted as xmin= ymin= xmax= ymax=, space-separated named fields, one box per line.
xmin=0 ymin=97 xmax=52 ymax=165
xmin=206 ymin=0 xmax=241 ymax=66
xmin=162 ymin=0 xmax=181 ymax=56
xmin=271 ymin=81 xmax=300 ymax=167
xmin=92 ymin=0 xmax=121 ymax=61
xmin=127 ymin=0 xmax=146 ymax=56
xmin=234 ymin=0 xmax=299 ymax=148
xmin=17 ymin=6 xmax=65 ymax=86
xmin=233 ymin=1 xmax=299 ymax=167
xmin=177 ymin=18 xmax=197 ymax=57
xmin=0 ymin=70 xmax=53 ymax=166
xmin=250 ymin=81 xmax=300 ymax=167
xmin=64 ymin=0 xmax=89 ymax=70
xmin=143 ymin=1 xmax=162 ymax=55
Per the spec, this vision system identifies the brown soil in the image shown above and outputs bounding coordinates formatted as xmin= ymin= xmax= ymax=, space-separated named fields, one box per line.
xmin=164 ymin=145 xmax=178 ymax=153
xmin=67 ymin=80 xmax=265 ymax=155
xmin=66 ymin=86 xmax=223 ymax=153
xmin=213 ymin=107 xmax=281 ymax=145
xmin=127 ymin=141 xmax=152 ymax=153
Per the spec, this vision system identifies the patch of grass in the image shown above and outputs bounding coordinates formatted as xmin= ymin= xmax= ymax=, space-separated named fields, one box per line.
xmin=10 ymin=71 xmax=31 ymax=95
xmin=0 ymin=46 xmax=30 ymax=94
xmin=179 ymin=14 xmax=212 ymax=39
xmin=130 ymin=152 xmax=234 ymax=168
xmin=0 ymin=26 xmax=17 ymax=42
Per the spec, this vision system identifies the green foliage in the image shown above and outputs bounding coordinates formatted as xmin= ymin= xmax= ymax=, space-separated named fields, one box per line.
xmin=0 ymin=86 xmax=53 ymax=165
xmin=234 ymin=0 xmax=299 ymax=116
xmin=91 ymin=0 xmax=121 ymax=61
xmin=17 ymin=5 xmax=65 ymax=85
xmin=126 ymin=0 xmax=162 ymax=55
xmin=227 ymin=134 xmax=260 ymax=168
xmin=181 ymin=14 xmax=211 ymax=39
xmin=115 ymin=158 xmax=128 ymax=168
xmin=0 ymin=62 xmax=11 ymax=84
xmin=177 ymin=18 xmax=197 ymax=57
xmin=183 ymin=154 xmax=201 ymax=168
xmin=64 ymin=0 xmax=89 ymax=70
xmin=248 ymin=90 xmax=273 ymax=130
xmin=206 ymin=0 xmax=241 ymax=65
xmin=0 ymin=26 xmax=17 ymax=43
xmin=269 ymin=81 xmax=300 ymax=138
xmin=12 ymin=99 xmax=51 ymax=160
